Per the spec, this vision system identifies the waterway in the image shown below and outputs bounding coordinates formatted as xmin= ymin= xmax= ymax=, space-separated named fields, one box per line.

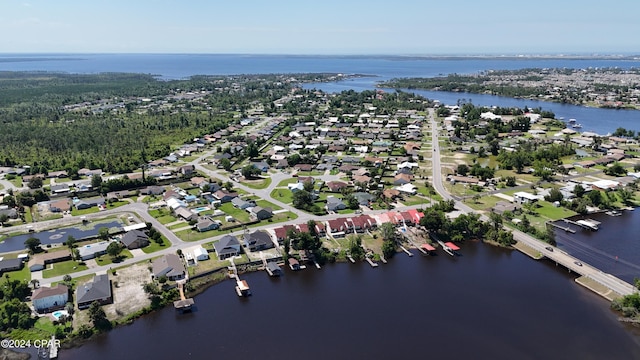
xmin=59 ymin=243 xmax=640 ymax=360
xmin=553 ymin=209 xmax=640 ymax=284
xmin=0 ymin=220 xmax=122 ymax=253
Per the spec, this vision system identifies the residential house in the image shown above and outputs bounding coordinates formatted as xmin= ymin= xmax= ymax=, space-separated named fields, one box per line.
xmin=513 ymin=191 xmax=541 ymax=204
xmin=326 ymin=181 xmax=348 ymax=192
xmin=250 ymin=206 xmax=273 ymax=220
xmin=0 ymin=207 xmax=18 ymax=219
xmin=383 ymin=188 xmax=400 ymax=200
xmin=353 ymin=192 xmax=375 ymax=206
xmin=213 ymin=190 xmax=238 ymax=203
xmin=190 ymin=176 xmax=209 ymax=188
xmin=140 ymin=186 xmax=165 ymax=195
xmin=192 ymin=246 xmax=209 ymax=261
xmin=78 ymin=241 xmax=112 ymax=260
xmin=326 ymin=196 xmax=346 ymax=212
xmin=349 ymin=215 xmax=376 ymax=232
xmin=231 ymin=197 xmax=255 ymax=209
xmin=174 ymin=207 xmax=196 ymax=221
xmin=294 ymin=164 xmax=314 ymax=172
xmin=47 ymin=170 xmax=68 ymax=178
xmin=74 ymin=197 xmax=105 ymax=210
xmin=27 ymin=250 xmax=72 ymax=272
xmin=178 ymin=165 xmax=195 ymax=176
xmin=393 ymin=173 xmax=413 ymax=185
xmin=153 ymin=254 xmax=186 ymax=281
xmin=243 ymin=230 xmax=275 ymax=252
xmin=214 ymin=235 xmax=242 ymax=259
xmin=77 ymin=274 xmax=112 ymax=309
xmin=0 ymin=258 xmax=24 ymax=274
xmin=251 ymin=162 xmax=270 ymax=172
xmin=120 ymin=230 xmax=150 ymax=250
xmin=50 ymin=184 xmax=71 ymax=195
xmin=395 ymin=183 xmax=417 ymax=194
xmin=273 ymin=227 xmax=289 ymax=244
xmin=288 ymin=182 xmax=305 ymax=192
xmin=327 ymin=218 xmax=350 ymax=236
xmin=195 ymin=216 xmax=220 ymax=232
xmin=32 ymin=284 xmax=69 ymax=313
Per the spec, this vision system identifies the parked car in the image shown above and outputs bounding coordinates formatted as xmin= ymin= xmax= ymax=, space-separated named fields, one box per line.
xmin=574 ymin=261 xmax=582 ymax=266
xmin=545 ymin=246 xmax=553 ymax=252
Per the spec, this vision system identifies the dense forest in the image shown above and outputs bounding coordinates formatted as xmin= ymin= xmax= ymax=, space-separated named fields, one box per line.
xmin=0 ymin=72 xmax=322 ymax=173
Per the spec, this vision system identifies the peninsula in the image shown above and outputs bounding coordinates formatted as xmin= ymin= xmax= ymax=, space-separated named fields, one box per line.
xmin=381 ymin=67 xmax=640 ymax=110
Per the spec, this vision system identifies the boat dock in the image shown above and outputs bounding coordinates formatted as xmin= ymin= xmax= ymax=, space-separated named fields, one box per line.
xmin=420 ymin=243 xmax=436 ymax=255
xmin=365 ymin=257 xmax=379 ymax=268
xmin=235 ymin=279 xmax=251 ymax=297
xmin=174 ymin=282 xmax=195 ymax=311
xmin=547 ymin=221 xmax=576 ymax=233
xmin=438 ymin=240 xmax=460 ymax=256
xmin=48 ymin=336 xmax=58 ymax=359
xmin=261 ymin=252 xmax=282 ymax=276
xmin=565 ymin=218 xmax=600 ymax=231
xmin=399 ymin=244 xmax=413 ymax=257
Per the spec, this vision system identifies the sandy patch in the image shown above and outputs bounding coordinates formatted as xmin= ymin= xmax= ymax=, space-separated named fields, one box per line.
xmin=104 ymin=263 xmax=152 ymax=320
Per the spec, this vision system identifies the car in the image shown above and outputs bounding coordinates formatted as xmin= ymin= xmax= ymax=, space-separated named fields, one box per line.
xmin=545 ymin=246 xmax=553 ymax=252
xmin=574 ymin=261 xmax=582 ymax=266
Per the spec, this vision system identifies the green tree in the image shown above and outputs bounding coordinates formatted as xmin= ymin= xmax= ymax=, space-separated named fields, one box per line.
xmin=24 ymin=236 xmax=41 ymax=254
xmin=27 ymin=176 xmax=43 ymax=189
xmin=106 ymin=242 xmax=122 ymax=261
xmin=0 ymin=214 xmax=8 ymax=226
xmin=544 ymin=188 xmax=564 ymax=203
xmin=241 ymin=164 xmax=261 ymax=179
xmin=574 ymin=184 xmax=586 ymax=198
xmin=219 ymin=158 xmax=232 ymax=171
xmin=91 ymin=174 xmax=103 ymax=191
xmin=65 ymin=235 xmax=76 ymax=249
xmin=292 ymin=190 xmax=313 ymax=209
xmin=98 ymin=227 xmax=110 ymax=240
xmin=303 ymin=180 xmax=314 ymax=192
xmin=348 ymin=236 xmax=365 ymax=261
xmin=379 ymin=222 xmax=397 ymax=242
xmin=457 ymin=164 xmax=469 ymax=176
xmin=382 ymin=240 xmax=397 ymax=259
xmin=88 ymin=301 xmax=111 ymax=331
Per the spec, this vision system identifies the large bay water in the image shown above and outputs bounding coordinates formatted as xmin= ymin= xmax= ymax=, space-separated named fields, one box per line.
xmin=4 ymin=54 xmax=640 ymax=357
xmin=59 ymin=243 xmax=640 ymax=360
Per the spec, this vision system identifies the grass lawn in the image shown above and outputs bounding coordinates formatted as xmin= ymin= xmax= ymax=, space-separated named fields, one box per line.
xmin=3 ymin=264 xmax=31 ymax=282
xmin=95 ymin=249 xmax=133 ymax=266
xmin=157 ymin=214 xmax=179 ymax=224
xmin=277 ymin=178 xmax=298 ymax=187
xmin=24 ymin=207 xmax=34 ymax=223
xmin=466 ymin=195 xmax=506 ymax=211
xmin=219 ymin=203 xmax=251 ymax=222
xmin=10 ymin=177 xmax=23 ymax=187
xmin=336 ymin=208 xmax=356 ymax=215
xmin=270 ymin=189 xmax=293 ymax=204
xmin=105 ymin=201 xmax=128 ymax=210
xmin=246 ymin=212 xmax=298 ymax=228
xmin=168 ymin=222 xmax=189 ymax=230
xmin=43 ymin=260 xmax=88 ymax=278
xmin=255 ymin=199 xmax=282 ymax=211
xmin=242 ymin=177 xmax=272 ymax=189
xmin=175 ymin=228 xmax=218 ymax=242
xmin=296 ymin=170 xmax=324 ymax=176
xmin=401 ymin=195 xmax=432 ymax=206
xmin=141 ymin=240 xmax=170 ymax=254
xmin=534 ymin=201 xmax=577 ymax=220
xmin=71 ymin=206 xmax=100 ymax=216
xmin=8 ymin=317 xmax=61 ymax=341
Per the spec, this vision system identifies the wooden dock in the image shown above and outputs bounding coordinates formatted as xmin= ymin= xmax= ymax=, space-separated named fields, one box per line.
xmin=365 ymin=257 xmax=379 ymax=268
xmin=399 ymin=244 xmax=414 ymax=257
xmin=547 ymin=221 xmax=576 ymax=233
xmin=174 ymin=282 xmax=195 ymax=311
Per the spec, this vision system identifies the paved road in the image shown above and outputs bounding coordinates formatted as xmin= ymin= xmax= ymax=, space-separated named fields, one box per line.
xmin=428 ymin=109 xmax=636 ymax=296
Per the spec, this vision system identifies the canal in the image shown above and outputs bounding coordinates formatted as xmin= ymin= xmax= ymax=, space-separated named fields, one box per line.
xmin=59 ymin=242 xmax=640 ymax=360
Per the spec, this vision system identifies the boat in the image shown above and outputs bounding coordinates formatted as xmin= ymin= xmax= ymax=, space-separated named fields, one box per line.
xmin=606 ymin=210 xmax=622 ymax=217
xmin=572 ymin=123 xmax=582 ymax=129
xmin=568 ymin=118 xmax=576 ymax=123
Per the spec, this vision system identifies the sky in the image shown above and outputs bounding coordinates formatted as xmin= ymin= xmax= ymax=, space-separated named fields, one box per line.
xmin=1 ymin=0 xmax=639 ymax=55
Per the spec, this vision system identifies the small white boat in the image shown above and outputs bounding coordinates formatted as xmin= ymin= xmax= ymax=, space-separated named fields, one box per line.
xmin=568 ymin=118 xmax=576 ymax=123
xmin=572 ymin=123 xmax=582 ymax=129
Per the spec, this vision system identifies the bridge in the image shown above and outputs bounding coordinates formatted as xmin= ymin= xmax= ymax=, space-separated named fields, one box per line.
xmin=428 ymin=109 xmax=636 ymax=298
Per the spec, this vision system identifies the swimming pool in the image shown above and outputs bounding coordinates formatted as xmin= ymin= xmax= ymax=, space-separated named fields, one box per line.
xmin=52 ymin=310 xmax=68 ymax=321
xmin=194 ymin=206 xmax=210 ymax=213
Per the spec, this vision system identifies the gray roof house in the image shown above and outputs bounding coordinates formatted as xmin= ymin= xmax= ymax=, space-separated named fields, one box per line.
xmin=243 ymin=231 xmax=275 ymax=252
xmin=195 ymin=217 xmax=220 ymax=232
xmin=231 ymin=197 xmax=255 ymax=210
xmin=0 ymin=258 xmax=24 ymax=274
xmin=326 ymin=196 xmax=346 ymax=212
xmin=153 ymin=254 xmax=186 ymax=281
xmin=120 ymin=230 xmax=150 ymax=249
xmin=78 ymin=241 xmax=112 ymax=260
xmin=213 ymin=235 xmax=242 ymax=259
xmin=77 ymin=274 xmax=113 ymax=309
xmin=250 ymin=206 xmax=273 ymax=220
xmin=74 ymin=197 xmax=105 ymax=210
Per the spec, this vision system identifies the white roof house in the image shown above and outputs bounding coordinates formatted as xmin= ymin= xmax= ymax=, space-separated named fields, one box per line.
xmin=590 ymin=179 xmax=619 ymax=190
xmin=193 ymin=246 xmax=209 ymax=261
xmin=78 ymin=241 xmax=113 ymax=260
xmin=395 ymin=183 xmax=417 ymax=194
xmin=513 ymin=191 xmax=541 ymax=203
xmin=166 ymin=197 xmax=187 ymax=210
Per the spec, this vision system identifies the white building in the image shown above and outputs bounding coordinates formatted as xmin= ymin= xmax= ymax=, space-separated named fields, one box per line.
xmin=32 ymin=284 xmax=69 ymax=312
xmin=513 ymin=191 xmax=541 ymax=204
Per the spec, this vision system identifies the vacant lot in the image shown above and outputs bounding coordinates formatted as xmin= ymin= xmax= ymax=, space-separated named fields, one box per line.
xmin=104 ymin=263 xmax=153 ymax=320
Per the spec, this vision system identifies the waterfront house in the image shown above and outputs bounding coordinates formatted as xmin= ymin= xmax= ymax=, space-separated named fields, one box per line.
xmin=152 ymin=254 xmax=186 ymax=281
xmin=243 ymin=230 xmax=275 ymax=252
xmin=78 ymin=241 xmax=112 ymax=261
xmin=327 ymin=218 xmax=350 ymax=237
xmin=49 ymin=199 xmax=71 ymax=213
xmin=74 ymin=197 xmax=105 ymax=210
xmin=349 ymin=215 xmax=376 ymax=232
xmin=77 ymin=274 xmax=112 ymax=309
xmin=120 ymin=230 xmax=150 ymax=250
xmin=214 ymin=235 xmax=242 ymax=259
xmin=27 ymin=250 xmax=72 ymax=272
xmin=32 ymin=284 xmax=68 ymax=313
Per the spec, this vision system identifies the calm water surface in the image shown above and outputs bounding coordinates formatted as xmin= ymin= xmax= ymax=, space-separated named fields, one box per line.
xmin=60 ymin=243 xmax=640 ymax=360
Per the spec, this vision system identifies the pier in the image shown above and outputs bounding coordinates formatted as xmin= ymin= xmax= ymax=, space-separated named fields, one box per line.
xmin=547 ymin=221 xmax=576 ymax=233
xmin=399 ymin=244 xmax=414 ymax=257
xmin=365 ymin=257 xmax=379 ymax=268
xmin=564 ymin=218 xmax=600 ymax=231
xmin=173 ymin=282 xmax=195 ymax=311
xmin=438 ymin=240 xmax=460 ymax=256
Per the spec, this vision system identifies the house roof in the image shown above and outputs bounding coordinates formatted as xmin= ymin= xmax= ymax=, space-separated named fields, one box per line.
xmin=77 ymin=274 xmax=111 ymax=304
xmin=152 ymin=254 xmax=185 ymax=278
xmin=28 ymin=249 xmax=71 ymax=268
xmin=121 ymin=230 xmax=149 ymax=247
xmin=214 ymin=235 xmax=241 ymax=255
xmin=243 ymin=231 xmax=273 ymax=248
xmin=326 ymin=181 xmax=348 ymax=191
xmin=32 ymin=284 xmax=68 ymax=301
xmin=327 ymin=218 xmax=349 ymax=231
xmin=78 ymin=241 xmax=112 ymax=258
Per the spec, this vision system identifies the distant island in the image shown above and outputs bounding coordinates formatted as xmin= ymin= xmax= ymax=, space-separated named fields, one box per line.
xmin=381 ymin=67 xmax=640 ymax=110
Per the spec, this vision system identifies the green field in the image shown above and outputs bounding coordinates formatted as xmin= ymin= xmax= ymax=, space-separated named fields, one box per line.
xmin=175 ymin=228 xmax=219 ymax=242
xmin=277 ymin=178 xmax=298 ymax=187
xmin=242 ymin=177 xmax=272 ymax=189
xmin=218 ymin=202 xmax=251 ymax=222
xmin=255 ymin=199 xmax=283 ymax=211
xmin=42 ymin=260 xmax=89 ymax=278
xmin=270 ymin=189 xmax=294 ymax=204
xmin=95 ymin=249 xmax=134 ymax=266
xmin=141 ymin=240 xmax=170 ymax=254
xmin=2 ymin=264 xmax=31 ymax=282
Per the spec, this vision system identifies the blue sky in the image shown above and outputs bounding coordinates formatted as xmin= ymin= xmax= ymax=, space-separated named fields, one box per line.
xmin=1 ymin=0 xmax=639 ymax=54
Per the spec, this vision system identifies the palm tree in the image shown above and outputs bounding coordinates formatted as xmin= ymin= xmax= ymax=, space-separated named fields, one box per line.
xmin=30 ymin=279 xmax=40 ymax=289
